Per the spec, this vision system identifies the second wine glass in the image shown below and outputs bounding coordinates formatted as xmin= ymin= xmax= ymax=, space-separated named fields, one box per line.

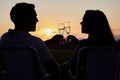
xmin=64 ymin=21 xmax=71 ymax=42
xmin=64 ymin=21 xmax=71 ymax=35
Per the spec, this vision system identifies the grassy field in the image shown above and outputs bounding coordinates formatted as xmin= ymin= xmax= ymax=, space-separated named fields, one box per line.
xmin=49 ymin=49 xmax=75 ymax=64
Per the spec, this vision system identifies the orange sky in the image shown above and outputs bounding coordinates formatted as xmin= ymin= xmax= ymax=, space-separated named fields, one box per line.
xmin=0 ymin=0 xmax=120 ymax=41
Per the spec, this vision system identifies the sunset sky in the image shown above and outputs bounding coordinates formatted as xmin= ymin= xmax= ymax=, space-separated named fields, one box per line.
xmin=0 ymin=0 xmax=120 ymax=41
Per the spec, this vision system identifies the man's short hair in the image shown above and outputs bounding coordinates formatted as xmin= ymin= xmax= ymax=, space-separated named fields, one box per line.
xmin=10 ymin=2 xmax=35 ymax=23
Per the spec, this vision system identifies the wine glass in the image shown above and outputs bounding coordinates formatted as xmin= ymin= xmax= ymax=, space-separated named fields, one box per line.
xmin=64 ymin=21 xmax=71 ymax=35
xmin=64 ymin=21 xmax=71 ymax=42
xmin=58 ymin=23 xmax=65 ymax=43
xmin=58 ymin=23 xmax=65 ymax=35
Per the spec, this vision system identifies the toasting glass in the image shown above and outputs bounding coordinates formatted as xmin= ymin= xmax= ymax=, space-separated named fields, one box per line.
xmin=58 ymin=23 xmax=65 ymax=43
xmin=58 ymin=23 xmax=65 ymax=35
xmin=64 ymin=21 xmax=71 ymax=35
xmin=64 ymin=21 xmax=71 ymax=42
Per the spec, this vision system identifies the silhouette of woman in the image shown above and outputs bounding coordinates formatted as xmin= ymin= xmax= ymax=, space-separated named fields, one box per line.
xmin=68 ymin=10 xmax=115 ymax=47
xmin=63 ymin=10 xmax=116 ymax=80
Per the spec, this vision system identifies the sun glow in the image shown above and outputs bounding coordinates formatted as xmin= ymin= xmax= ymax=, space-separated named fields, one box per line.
xmin=43 ymin=28 xmax=53 ymax=36
xmin=32 ymin=27 xmax=58 ymax=41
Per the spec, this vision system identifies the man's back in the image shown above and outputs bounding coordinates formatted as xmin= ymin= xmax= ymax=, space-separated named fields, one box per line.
xmin=0 ymin=29 xmax=52 ymax=64
xmin=0 ymin=2 xmax=60 ymax=80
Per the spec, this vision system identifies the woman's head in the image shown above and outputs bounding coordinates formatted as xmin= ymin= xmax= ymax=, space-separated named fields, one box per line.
xmin=80 ymin=10 xmax=115 ymax=46
xmin=81 ymin=10 xmax=110 ymax=35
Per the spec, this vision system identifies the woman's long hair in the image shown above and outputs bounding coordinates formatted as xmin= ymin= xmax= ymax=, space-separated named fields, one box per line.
xmin=84 ymin=10 xmax=115 ymax=46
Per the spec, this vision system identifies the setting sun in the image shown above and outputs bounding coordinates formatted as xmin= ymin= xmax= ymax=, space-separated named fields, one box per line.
xmin=43 ymin=28 xmax=53 ymax=36
xmin=32 ymin=27 xmax=58 ymax=41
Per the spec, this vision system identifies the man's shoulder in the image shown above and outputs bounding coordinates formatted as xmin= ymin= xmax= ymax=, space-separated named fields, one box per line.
xmin=30 ymin=35 xmax=42 ymax=41
xmin=29 ymin=35 xmax=45 ymax=45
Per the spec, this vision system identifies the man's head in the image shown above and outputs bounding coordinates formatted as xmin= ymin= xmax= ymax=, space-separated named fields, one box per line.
xmin=10 ymin=2 xmax=38 ymax=31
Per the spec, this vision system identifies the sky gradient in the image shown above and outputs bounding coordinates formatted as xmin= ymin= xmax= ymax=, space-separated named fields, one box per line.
xmin=0 ymin=0 xmax=120 ymax=41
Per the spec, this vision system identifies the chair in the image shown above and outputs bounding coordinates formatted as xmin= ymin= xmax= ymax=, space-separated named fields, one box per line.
xmin=0 ymin=46 xmax=45 ymax=80
xmin=68 ymin=47 xmax=88 ymax=80
xmin=86 ymin=47 xmax=119 ymax=80
xmin=69 ymin=47 xmax=120 ymax=80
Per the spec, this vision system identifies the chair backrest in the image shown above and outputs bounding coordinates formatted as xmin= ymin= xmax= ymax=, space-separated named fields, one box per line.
xmin=86 ymin=47 xmax=120 ymax=80
xmin=68 ymin=47 xmax=88 ymax=80
xmin=0 ymin=46 xmax=45 ymax=80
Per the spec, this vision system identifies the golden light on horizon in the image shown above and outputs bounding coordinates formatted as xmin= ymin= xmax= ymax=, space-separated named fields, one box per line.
xmin=43 ymin=28 xmax=53 ymax=36
xmin=1 ymin=0 xmax=120 ymax=41
xmin=33 ymin=27 xmax=58 ymax=41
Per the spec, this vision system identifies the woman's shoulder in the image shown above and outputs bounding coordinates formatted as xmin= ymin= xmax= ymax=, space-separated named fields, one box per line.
xmin=75 ymin=39 xmax=87 ymax=51
xmin=78 ymin=39 xmax=87 ymax=46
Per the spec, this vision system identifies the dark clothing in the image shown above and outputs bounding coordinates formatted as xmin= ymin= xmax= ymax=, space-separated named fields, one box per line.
xmin=0 ymin=29 xmax=60 ymax=80
xmin=0 ymin=29 xmax=52 ymax=64
xmin=70 ymin=39 xmax=87 ymax=80
xmin=69 ymin=39 xmax=116 ymax=80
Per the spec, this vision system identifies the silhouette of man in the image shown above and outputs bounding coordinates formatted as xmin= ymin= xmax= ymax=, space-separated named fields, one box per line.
xmin=0 ymin=2 xmax=60 ymax=80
